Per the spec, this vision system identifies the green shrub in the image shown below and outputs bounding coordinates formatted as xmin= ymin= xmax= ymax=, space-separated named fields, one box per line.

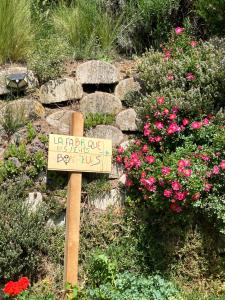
xmin=80 ymin=207 xmax=225 ymax=297
xmin=0 ymin=185 xmax=51 ymax=280
xmin=109 ymin=0 xmax=180 ymax=53
xmin=195 ymin=0 xmax=225 ymax=36
xmin=88 ymin=271 xmax=182 ymax=300
xmin=28 ymin=35 xmax=70 ymax=83
xmin=83 ymin=177 xmax=111 ymax=199
xmin=84 ymin=113 xmax=115 ymax=130
xmin=52 ymin=0 xmax=122 ymax=59
xmin=138 ymin=29 xmax=225 ymax=114
xmin=88 ymin=253 xmax=117 ymax=288
xmin=0 ymin=0 xmax=33 ymax=63
xmin=0 ymin=138 xmax=47 ymax=184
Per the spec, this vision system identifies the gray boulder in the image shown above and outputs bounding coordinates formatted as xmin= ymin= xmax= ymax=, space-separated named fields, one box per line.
xmin=80 ymin=92 xmax=122 ymax=115
xmin=86 ymin=125 xmax=124 ymax=146
xmin=39 ymin=78 xmax=83 ymax=104
xmin=46 ymin=110 xmax=74 ymax=134
xmin=115 ymin=77 xmax=140 ymax=101
xmin=0 ymin=98 xmax=45 ymax=120
xmin=116 ymin=108 xmax=137 ymax=131
xmin=76 ymin=60 xmax=120 ymax=84
xmin=90 ymin=188 xmax=124 ymax=210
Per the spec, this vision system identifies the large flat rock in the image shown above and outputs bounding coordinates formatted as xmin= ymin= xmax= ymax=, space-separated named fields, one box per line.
xmin=0 ymin=98 xmax=45 ymax=120
xmin=80 ymin=92 xmax=122 ymax=115
xmin=116 ymin=108 xmax=137 ymax=131
xmin=46 ymin=110 xmax=74 ymax=134
xmin=86 ymin=125 xmax=124 ymax=146
xmin=90 ymin=188 xmax=124 ymax=210
xmin=115 ymin=77 xmax=140 ymax=101
xmin=76 ymin=60 xmax=120 ymax=84
xmin=39 ymin=78 xmax=83 ymax=104
xmin=0 ymin=66 xmax=38 ymax=95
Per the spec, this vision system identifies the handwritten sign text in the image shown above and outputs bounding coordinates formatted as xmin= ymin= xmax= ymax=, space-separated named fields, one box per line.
xmin=48 ymin=134 xmax=112 ymax=173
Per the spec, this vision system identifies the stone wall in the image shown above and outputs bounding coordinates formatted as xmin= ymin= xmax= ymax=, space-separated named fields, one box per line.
xmin=0 ymin=60 xmax=141 ymax=213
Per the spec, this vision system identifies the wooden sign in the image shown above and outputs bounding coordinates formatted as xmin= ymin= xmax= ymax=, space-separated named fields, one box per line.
xmin=47 ymin=112 xmax=113 ymax=290
xmin=48 ymin=134 xmax=112 ymax=173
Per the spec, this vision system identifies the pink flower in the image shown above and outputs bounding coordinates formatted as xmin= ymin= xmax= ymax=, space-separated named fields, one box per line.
xmin=155 ymin=121 xmax=164 ymax=130
xmin=178 ymin=159 xmax=191 ymax=167
xmin=167 ymin=122 xmax=180 ymax=134
xmin=183 ymin=169 xmax=192 ymax=177
xmin=169 ymin=113 xmax=177 ymax=120
xmin=159 ymin=179 xmax=165 ymax=186
xmin=164 ymin=51 xmax=171 ymax=60
xmin=220 ymin=160 xmax=225 ymax=170
xmin=141 ymin=171 xmax=146 ymax=178
xmin=143 ymin=123 xmax=151 ymax=136
xmin=117 ymin=146 xmax=124 ymax=154
xmin=149 ymin=137 xmax=155 ymax=143
xmin=175 ymin=27 xmax=185 ymax=35
xmin=164 ymin=189 xmax=173 ymax=198
xmin=144 ymin=123 xmax=150 ymax=130
xmin=125 ymin=177 xmax=133 ymax=187
xmin=141 ymin=177 xmax=156 ymax=191
xmin=172 ymin=107 xmax=179 ymax=113
xmin=134 ymin=139 xmax=141 ymax=146
xmin=157 ymin=96 xmax=165 ymax=105
xmin=175 ymin=191 xmax=187 ymax=201
xmin=204 ymin=183 xmax=212 ymax=192
xmin=182 ymin=118 xmax=189 ymax=126
xmin=147 ymin=176 xmax=156 ymax=185
xmin=116 ymin=156 xmax=123 ymax=163
xmin=155 ymin=136 xmax=162 ymax=142
xmin=142 ymin=144 xmax=148 ymax=153
xmin=130 ymin=152 xmax=141 ymax=168
xmin=163 ymin=108 xmax=169 ymax=115
xmin=144 ymin=128 xmax=151 ymax=136
xmin=154 ymin=111 xmax=161 ymax=117
xmin=178 ymin=166 xmax=184 ymax=174
xmin=170 ymin=202 xmax=183 ymax=213
xmin=191 ymin=121 xmax=202 ymax=129
xmin=190 ymin=40 xmax=197 ymax=47
xmin=186 ymin=72 xmax=196 ymax=81
xmin=167 ymin=73 xmax=174 ymax=81
xmin=203 ymin=118 xmax=209 ymax=125
xmin=172 ymin=181 xmax=182 ymax=191
xmin=201 ymin=154 xmax=210 ymax=161
xmin=162 ymin=166 xmax=171 ymax=176
xmin=145 ymin=155 xmax=155 ymax=164
xmin=212 ymin=165 xmax=220 ymax=175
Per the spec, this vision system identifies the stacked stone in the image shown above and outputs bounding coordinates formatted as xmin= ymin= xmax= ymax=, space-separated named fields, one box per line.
xmin=0 ymin=60 xmax=141 ymax=212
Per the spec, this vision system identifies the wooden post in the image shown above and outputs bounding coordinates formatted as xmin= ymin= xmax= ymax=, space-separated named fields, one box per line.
xmin=64 ymin=112 xmax=84 ymax=286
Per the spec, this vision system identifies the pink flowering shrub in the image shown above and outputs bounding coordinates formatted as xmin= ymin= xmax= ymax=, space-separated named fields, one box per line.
xmin=116 ymin=97 xmax=225 ymax=230
xmin=137 ymin=26 xmax=225 ymax=115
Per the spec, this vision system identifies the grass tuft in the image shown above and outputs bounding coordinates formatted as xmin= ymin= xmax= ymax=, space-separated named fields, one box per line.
xmin=0 ymin=0 xmax=33 ymax=63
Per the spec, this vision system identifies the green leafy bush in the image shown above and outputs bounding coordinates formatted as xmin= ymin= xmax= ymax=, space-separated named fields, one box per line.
xmin=195 ymin=0 xmax=225 ymax=36
xmin=104 ymin=0 xmax=180 ymax=53
xmin=0 ymin=0 xmax=33 ymax=63
xmin=0 ymin=185 xmax=51 ymax=280
xmin=0 ymin=137 xmax=46 ymax=184
xmin=28 ymin=35 xmax=70 ymax=83
xmin=89 ymin=271 xmax=182 ymax=300
xmin=138 ymin=29 xmax=225 ymax=114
